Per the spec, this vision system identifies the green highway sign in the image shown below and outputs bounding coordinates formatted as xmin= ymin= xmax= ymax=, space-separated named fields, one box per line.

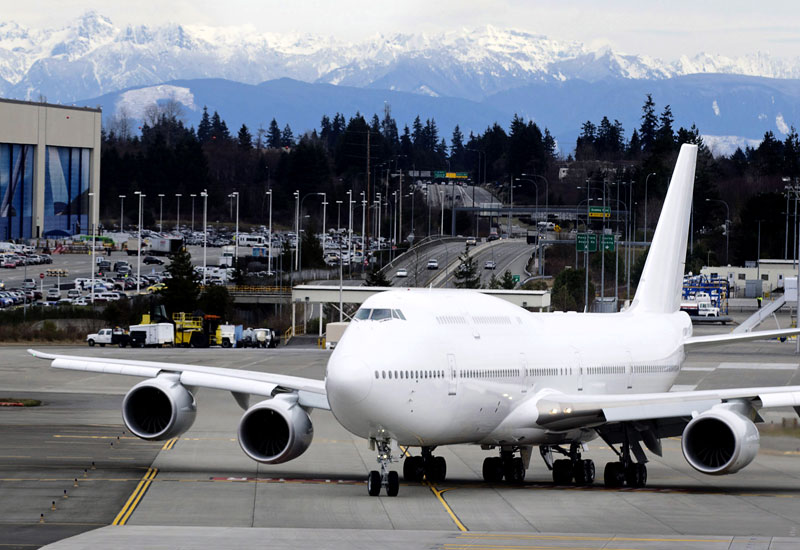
xmin=576 ymin=233 xmax=597 ymax=252
xmin=588 ymin=206 xmax=611 ymax=218
xmin=512 ymin=275 xmax=521 ymax=283
xmin=602 ymin=234 xmax=615 ymax=251
xmin=433 ymin=171 xmax=470 ymax=179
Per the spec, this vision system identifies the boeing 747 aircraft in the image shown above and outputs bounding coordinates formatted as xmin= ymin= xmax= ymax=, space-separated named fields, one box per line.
xmin=31 ymin=144 xmax=800 ymax=497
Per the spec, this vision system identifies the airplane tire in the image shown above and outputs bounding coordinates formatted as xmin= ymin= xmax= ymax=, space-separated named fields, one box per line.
xmin=603 ymin=462 xmax=625 ymax=488
xmin=482 ymin=457 xmax=503 ymax=483
xmin=367 ymin=470 xmax=381 ymax=496
xmin=573 ymin=459 xmax=595 ymax=485
xmin=552 ymin=459 xmax=573 ymax=485
xmin=386 ymin=471 xmax=399 ymax=497
xmin=403 ymin=456 xmax=422 ymax=482
xmin=434 ymin=456 xmax=447 ymax=482
xmin=625 ymin=463 xmax=647 ymax=488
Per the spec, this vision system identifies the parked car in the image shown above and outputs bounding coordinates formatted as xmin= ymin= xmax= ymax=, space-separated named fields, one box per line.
xmin=22 ymin=278 xmax=36 ymax=290
xmin=46 ymin=287 xmax=61 ymax=300
xmin=143 ymin=256 xmax=164 ymax=265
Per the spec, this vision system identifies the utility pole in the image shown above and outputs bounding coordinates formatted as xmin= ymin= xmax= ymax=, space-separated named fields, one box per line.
xmin=366 ymin=130 xmax=370 ymax=250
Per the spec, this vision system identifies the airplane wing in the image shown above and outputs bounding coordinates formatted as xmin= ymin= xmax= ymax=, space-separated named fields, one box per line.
xmin=27 ymin=349 xmax=330 ymax=410
xmin=684 ymin=328 xmax=800 ymax=349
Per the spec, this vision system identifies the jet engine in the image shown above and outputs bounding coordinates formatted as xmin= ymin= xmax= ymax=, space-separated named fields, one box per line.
xmin=681 ymin=405 xmax=759 ymax=475
xmin=122 ymin=375 xmax=197 ymax=440
xmin=237 ymin=395 xmax=313 ymax=464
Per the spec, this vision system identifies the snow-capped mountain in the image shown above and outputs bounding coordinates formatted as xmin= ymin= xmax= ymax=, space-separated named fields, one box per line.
xmin=2 ymin=11 xmax=800 ymax=104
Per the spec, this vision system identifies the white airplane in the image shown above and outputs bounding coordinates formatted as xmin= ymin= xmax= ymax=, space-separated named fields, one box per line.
xmin=30 ymin=144 xmax=800 ymax=497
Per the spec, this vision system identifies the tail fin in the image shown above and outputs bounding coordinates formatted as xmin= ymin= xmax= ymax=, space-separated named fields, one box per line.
xmin=630 ymin=144 xmax=697 ymax=314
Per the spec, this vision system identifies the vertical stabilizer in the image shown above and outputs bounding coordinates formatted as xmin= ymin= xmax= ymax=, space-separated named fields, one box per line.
xmin=630 ymin=144 xmax=697 ymax=314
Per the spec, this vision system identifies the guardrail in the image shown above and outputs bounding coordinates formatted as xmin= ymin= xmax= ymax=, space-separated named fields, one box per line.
xmin=284 ymin=324 xmax=305 ymax=344
xmin=227 ymin=285 xmax=291 ymax=295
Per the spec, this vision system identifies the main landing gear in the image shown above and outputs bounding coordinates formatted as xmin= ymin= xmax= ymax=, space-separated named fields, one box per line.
xmin=602 ymin=433 xmax=648 ymax=488
xmin=367 ymin=439 xmax=399 ymax=497
xmin=540 ymin=443 xmax=595 ymax=486
xmin=482 ymin=447 xmax=526 ymax=484
xmin=403 ymin=446 xmax=447 ymax=483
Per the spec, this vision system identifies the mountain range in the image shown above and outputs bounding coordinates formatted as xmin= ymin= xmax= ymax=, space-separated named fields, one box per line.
xmin=2 ymin=11 xmax=799 ymax=154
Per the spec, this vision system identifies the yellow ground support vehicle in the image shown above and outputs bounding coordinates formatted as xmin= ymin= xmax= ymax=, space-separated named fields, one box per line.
xmin=172 ymin=312 xmax=235 ymax=348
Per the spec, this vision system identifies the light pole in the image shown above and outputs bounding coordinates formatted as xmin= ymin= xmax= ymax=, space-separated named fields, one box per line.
xmin=347 ymin=190 xmax=354 ymax=272
xmin=190 ymin=193 xmax=196 ymax=233
xmin=175 ymin=193 xmax=182 ymax=232
xmin=521 ymin=173 xmax=548 ymax=224
xmin=228 ymin=191 xmax=239 ymax=265
xmin=294 ymin=190 xmax=300 ymax=272
xmin=298 ymin=193 xmax=324 ymax=271
xmin=266 ymin=190 xmax=273 ymax=275
xmin=135 ymin=191 xmax=145 ymax=295
xmin=515 ymin=177 xmax=540 ymax=224
xmin=158 ymin=193 xmax=165 ymax=233
xmin=440 ymin=190 xmax=445 ymax=236
xmin=201 ymin=190 xmax=208 ymax=285
xmin=321 ymin=193 xmax=328 ymax=243
xmin=705 ymin=198 xmax=730 ymax=265
xmin=644 ymin=172 xmax=656 ymax=243
xmin=118 ymin=194 xmax=126 ymax=233
xmin=361 ymin=191 xmax=366 ymax=264
xmin=89 ymin=192 xmax=96 ymax=304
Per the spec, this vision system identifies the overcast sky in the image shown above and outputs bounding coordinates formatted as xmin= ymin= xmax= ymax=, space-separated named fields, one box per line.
xmin=5 ymin=0 xmax=800 ymax=60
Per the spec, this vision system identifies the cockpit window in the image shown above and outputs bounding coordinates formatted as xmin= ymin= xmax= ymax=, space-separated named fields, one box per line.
xmin=370 ymin=308 xmax=392 ymax=321
xmin=354 ymin=308 xmax=406 ymax=321
xmin=354 ymin=308 xmax=371 ymax=320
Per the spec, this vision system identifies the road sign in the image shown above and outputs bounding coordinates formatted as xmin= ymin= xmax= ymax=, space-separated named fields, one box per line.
xmin=576 ymin=233 xmax=597 ymax=252
xmin=602 ymin=234 xmax=615 ymax=251
xmin=39 ymin=273 xmax=44 ymax=279
xmin=588 ymin=206 xmax=611 ymax=218
xmin=433 ymin=171 xmax=469 ymax=179
xmin=512 ymin=275 xmax=520 ymax=283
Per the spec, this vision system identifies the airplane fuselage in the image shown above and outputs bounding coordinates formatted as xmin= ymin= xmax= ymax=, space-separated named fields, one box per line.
xmin=326 ymin=289 xmax=691 ymax=447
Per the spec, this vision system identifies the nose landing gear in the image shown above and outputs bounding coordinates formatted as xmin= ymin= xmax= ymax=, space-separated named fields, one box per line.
xmin=367 ymin=439 xmax=399 ymax=497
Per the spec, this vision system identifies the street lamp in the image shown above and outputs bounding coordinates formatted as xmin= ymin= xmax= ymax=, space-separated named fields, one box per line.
xmin=201 ymin=190 xmax=208 ymax=285
xmin=135 ymin=191 xmax=145 ymax=295
xmin=644 ymin=172 xmax=656 ymax=243
xmin=228 ymin=192 xmax=239 ymax=264
xmin=520 ymin=173 xmax=548 ymax=224
xmin=515 ymin=177 xmax=540 ymax=224
xmin=118 ymin=194 xmax=126 ymax=232
xmin=298 ymin=193 xmax=324 ymax=271
xmin=266 ymin=190 xmax=273 ymax=275
xmin=88 ymin=192 xmax=96 ymax=304
xmin=294 ymin=190 xmax=300 ymax=272
xmin=158 ymin=193 xmax=165 ymax=233
xmin=175 ymin=193 xmax=182 ymax=232
xmin=705 ymin=198 xmax=730 ymax=265
xmin=190 ymin=193 xmax=196 ymax=233
xmin=440 ymin=190 xmax=445 ymax=236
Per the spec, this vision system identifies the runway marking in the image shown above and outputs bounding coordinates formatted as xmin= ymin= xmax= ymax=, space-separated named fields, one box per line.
xmin=161 ymin=437 xmax=178 ymax=450
xmin=424 ymin=481 xmax=468 ymax=532
xmin=112 ymin=467 xmax=158 ymax=526
xmin=456 ymin=534 xmax=729 ymax=543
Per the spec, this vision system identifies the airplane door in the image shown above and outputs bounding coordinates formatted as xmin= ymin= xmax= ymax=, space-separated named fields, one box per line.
xmin=626 ymin=350 xmax=634 ymax=390
xmin=572 ymin=348 xmax=583 ymax=391
xmin=520 ymin=353 xmax=529 ymax=393
xmin=447 ymin=354 xmax=458 ymax=396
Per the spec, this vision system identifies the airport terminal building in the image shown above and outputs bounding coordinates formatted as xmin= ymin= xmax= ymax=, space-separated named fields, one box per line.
xmin=0 ymin=98 xmax=101 ymax=240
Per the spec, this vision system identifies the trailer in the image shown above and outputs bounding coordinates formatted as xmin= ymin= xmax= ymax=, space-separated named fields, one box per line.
xmin=127 ymin=237 xmax=184 ymax=256
xmin=128 ymin=323 xmax=175 ymax=348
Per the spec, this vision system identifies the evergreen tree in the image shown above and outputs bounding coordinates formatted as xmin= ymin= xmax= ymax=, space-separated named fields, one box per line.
xmin=197 ymin=106 xmax=212 ymax=144
xmin=160 ymin=247 xmax=200 ymax=315
xmin=543 ymin=128 xmax=557 ymax=161
xmin=281 ymin=124 xmax=295 ymax=148
xmin=412 ymin=116 xmax=424 ymax=146
xmin=267 ymin=119 xmax=282 ymax=148
xmin=488 ymin=270 xmax=516 ymax=289
xmin=320 ymin=115 xmax=333 ymax=149
xmin=551 ymin=267 xmax=593 ymax=312
xmin=639 ymin=94 xmax=658 ymax=154
xmin=381 ymin=105 xmax=399 ymax=148
xmin=237 ymin=124 xmax=252 ymax=151
xmin=655 ymin=104 xmax=675 ymax=153
xmin=453 ymin=244 xmax=481 ymax=288
xmin=364 ymin=265 xmax=391 ymax=287
xmin=627 ymin=129 xmax=641 ymax=158
xmin=210 ymin=111 xmax=230 ymax=142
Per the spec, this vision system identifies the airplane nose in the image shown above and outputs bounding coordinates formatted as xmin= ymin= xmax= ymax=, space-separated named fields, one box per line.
xmin=326 ymin=354 xmax=373 ymax=405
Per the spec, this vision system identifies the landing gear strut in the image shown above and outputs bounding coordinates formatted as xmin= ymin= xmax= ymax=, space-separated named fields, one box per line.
xmin=482 ymin=447 xmax=526 ymax=484
xmin=541 ymin=443 xmax=595 ymax=486
xmin=602 ymin=431 xmax=647 ymax=488
xmin=367 ymin=439 xmax=399 ymax=497
xmin=403 ymin=446 xmax=447 ymax=483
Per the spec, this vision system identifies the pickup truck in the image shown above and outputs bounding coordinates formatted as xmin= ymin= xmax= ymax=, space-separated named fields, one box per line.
xmin=87 ymin=328 xmax=130 ymax=347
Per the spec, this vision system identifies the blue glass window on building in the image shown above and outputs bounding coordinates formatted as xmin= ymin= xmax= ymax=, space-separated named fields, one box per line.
xmin=0 ymin=143 xmax=34 ymax=240
xmin=44 ymin=146 xmax=90 ymax=237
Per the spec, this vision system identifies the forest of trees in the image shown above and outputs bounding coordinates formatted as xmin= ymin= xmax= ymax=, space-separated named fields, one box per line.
xmin=101 ymin=95 xmax=800 ymax=267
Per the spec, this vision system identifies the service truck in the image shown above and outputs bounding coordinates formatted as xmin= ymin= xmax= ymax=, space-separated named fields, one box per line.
xmin=127 ymin=237 xmax=183 ymax=256
xmin=128 ymin=323 xmax=174 ymax=347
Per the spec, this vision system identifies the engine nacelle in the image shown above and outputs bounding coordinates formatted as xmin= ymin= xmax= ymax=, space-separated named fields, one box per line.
xmin=237 ymin=395 xmax=313 ymax=464
xmin=122 ymin=375 xmax=197 ymax=440
xmin=681 ymin=405 xmax=759 ymax=475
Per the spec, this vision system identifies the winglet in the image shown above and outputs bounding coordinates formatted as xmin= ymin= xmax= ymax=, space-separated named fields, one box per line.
xmin=630 ymin=144 xmax=697 ymax=314
xmin=28 ymin=349 xmax=57 ymax=360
